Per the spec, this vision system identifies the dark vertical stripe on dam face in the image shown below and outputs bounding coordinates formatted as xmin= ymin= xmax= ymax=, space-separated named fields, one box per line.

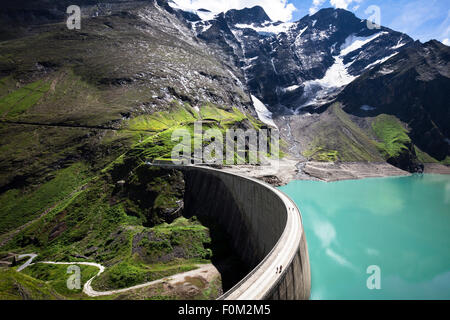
xmin=184 ymin=170 xmax=261 ymax=270
xmin=181 ymin=167 xmax=310 ymax=300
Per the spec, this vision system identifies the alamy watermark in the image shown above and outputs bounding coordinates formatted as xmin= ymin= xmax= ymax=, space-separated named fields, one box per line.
xmin=66 ymin=265 xmax=81 ymax=290
xmin=365 ymin=5 xmax=381 ymax=30
xmin=170 ymin=122 xmax=280 ymax=168
xmin=67 ymin=5 xmax=81 ymax=30
xmin=366 ymin=265 xmax=381 ymax=290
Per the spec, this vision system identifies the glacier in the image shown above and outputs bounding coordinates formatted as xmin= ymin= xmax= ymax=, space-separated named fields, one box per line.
xmin=251 ymin=95 xmax=278 ymax=128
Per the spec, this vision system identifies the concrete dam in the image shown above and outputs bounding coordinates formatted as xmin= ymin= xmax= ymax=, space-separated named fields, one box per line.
xmin=175 ymin=165 xmax=311 ymax=300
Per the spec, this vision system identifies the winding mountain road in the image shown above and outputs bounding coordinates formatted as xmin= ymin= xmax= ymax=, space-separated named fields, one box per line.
xmin=17 ymin=256 xmax=215 ymax=297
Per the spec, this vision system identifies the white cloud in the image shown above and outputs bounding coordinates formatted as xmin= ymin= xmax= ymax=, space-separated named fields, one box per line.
xmin=309 ymin=0 xmax=362 ymax=15
xmin=310 ymin=215 xmax=336 ymax=248
xmin=325 ymin=248 xmax=358 ymax=271
xmin=309 ymin=0 xmax=326 ymax=15
xmin=330 ymin=0 xmax=363 ymax=10
xmin=439 ymin=11 xmax=450 ymax=43
xmin=171 ymin=0 xmax=297 ymax=22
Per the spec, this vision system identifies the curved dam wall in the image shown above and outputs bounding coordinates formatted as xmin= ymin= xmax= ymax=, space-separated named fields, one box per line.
xmin=178 ymin=165 xmax=311 ymax=300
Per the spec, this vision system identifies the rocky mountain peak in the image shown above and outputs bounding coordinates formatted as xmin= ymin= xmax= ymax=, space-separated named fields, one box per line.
xmin=310 ymin=7 xmax=357 ymax=20
xmin=188 ymin=6 xmax=415 ymax=114
xmin=224 ymin=5 xmax=272 ymax=26
xmin=336 ymin=36 xmax=450 ymax=164
xmin=423 ymin=39 xmax=450 ymax=52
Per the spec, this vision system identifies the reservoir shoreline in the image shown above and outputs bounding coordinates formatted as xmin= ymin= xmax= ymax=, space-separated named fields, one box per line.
xmin=222 ymin=159 xmax=450 ymax=186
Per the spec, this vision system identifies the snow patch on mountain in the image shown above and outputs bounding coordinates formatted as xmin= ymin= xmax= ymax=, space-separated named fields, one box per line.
xmin=192 ymin=20 xmax=212 ymax=33
xmin=298 ymin=26 xmax=308 ymax=37
xmin=296 ymin=56 xmax=356 ymax=111
xmin=361 ymin=105 xmax=376 ymax=111
xmin=340 ymin=32 xmax=388 ymax=56
xmin=283 ymin=85 xmax=301 ymax=92
xmin=392 ymin=38 xmax=407 ymax=50
xmin=310 ymin=29 xmax=331 ymax=41
xmin=227 ymin=70 xmax=245 ymax=89
xmin=314 ymin=56 xmax=355 ymax=87
xmin=378 ymin=67 xmax=395 ymax=75
xmin=168 ymin=1 xmax=217 ymax=20
xmin=245 ymin=56 xmax=259 ymax=63
xmin=364 ymin=52 xmax=398 ymax=70
xmin=234 ymin=22 xmax=295 ymax=35
xmin=196 ymin=10 xmax=217 ymax=21
xmin=294 ymin=31 xmax=394 ymax=111
xmin=251 ymin=95 xmax=277 ymax=128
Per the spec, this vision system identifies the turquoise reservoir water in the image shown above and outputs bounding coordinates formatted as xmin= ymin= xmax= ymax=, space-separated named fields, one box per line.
xmin=279 ymin=174 xmax=450 ymax=300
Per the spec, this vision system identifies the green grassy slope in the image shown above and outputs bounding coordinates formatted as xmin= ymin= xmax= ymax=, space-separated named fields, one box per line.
xmin=0 ymin=269 xmax=62 ymax=300
xmin=0 ymin=263 xmax=100 ymax=300
xmin=0 ymin=163 xmax=90 ymax=234
xmin=22 ymin=263 xmax=99 ymax=298
xmin=301 ymin=103 xmax=441 ymax=166
xmin=0 ymin=4 xmax=255 ymax=300
xmin=302 ymin=104 xmax=385 ymax=162
xmin=371 ymin=114 xmax=411 ymax=158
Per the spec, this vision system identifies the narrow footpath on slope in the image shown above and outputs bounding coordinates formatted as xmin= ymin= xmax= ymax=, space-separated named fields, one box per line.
xmin=16 ymin=255 xmax=217 ymax=297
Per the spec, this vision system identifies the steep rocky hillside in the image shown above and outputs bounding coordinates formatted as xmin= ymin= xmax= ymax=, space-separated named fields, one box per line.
xmin=166 ymin=3 xmax=449 ymax=170
xmin=337 ymin=40 xmax=450 ymax=165
xmin=183 ymin=6 xmax=413 ymax=113
xmin=0 ymin=0 xmax=257 ymax=299
xmin=202 ymin=5 xmax=448 ymax=170
xmin=0 ymin=0 xmax=258 ymax=191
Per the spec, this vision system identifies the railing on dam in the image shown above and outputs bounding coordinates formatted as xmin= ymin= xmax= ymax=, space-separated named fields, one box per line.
xmin=155 ymin=164 xmax=311 ymax=300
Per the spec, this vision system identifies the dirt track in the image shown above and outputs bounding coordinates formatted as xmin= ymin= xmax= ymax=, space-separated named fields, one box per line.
xmin=18 ymin=257 xmax=218 ymax=298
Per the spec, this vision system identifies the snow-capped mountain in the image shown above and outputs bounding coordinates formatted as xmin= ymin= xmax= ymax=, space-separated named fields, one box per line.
xmin=166 ymin=2 xmax=449 ymax=168
xmin=169 ymin=4 xmax=413 ymax=114
xmin=338 ymin=40 xmax=450 ymax=162
xmin=3 ymin=0 xmax=447 ymax=171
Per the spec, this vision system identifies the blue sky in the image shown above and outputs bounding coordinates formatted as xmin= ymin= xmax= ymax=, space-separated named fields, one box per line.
xmin=290 ymin=0 xmax=450 ymax=44
xmin=173 ymin=0 xmax=450 ymax=44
